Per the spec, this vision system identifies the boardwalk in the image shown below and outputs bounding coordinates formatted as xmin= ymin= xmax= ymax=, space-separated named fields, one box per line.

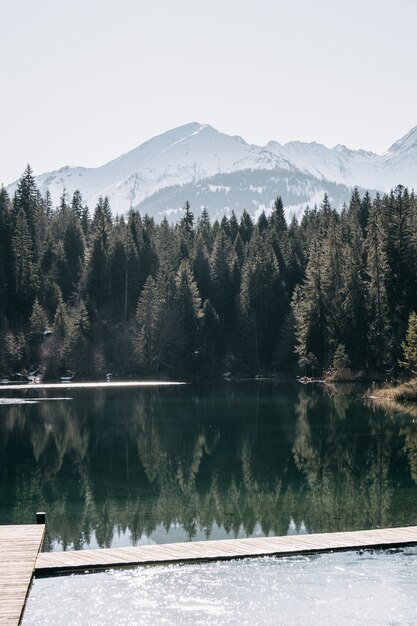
xmin=36 ymin=525 xmax=417 ymax=576
xmin=0 ymin=525 xmax=45 ymax=626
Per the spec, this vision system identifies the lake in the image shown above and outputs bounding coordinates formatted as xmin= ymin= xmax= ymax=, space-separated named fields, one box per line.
xmin=1 ymin=380 xmax=417 ymax=551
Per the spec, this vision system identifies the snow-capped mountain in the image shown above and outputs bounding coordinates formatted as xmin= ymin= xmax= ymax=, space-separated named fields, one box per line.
xmin=7 ymin=122 xmax=417 ymax=221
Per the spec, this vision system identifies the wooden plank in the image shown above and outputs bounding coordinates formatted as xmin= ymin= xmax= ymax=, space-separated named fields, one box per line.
xmin=35 ymin=525 xmax=417 ymax=576
xmin=0 ymin=525 xmax=45 ymax=626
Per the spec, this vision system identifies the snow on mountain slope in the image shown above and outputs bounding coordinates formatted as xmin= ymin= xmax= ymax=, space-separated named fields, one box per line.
xmin=388 ymin=125 xmax=417 ymax=154
xmin=383 ymin=126 xmax=417 ymax=188
xmin=266 ymin=140 xmax=383 ymax=189
xmin=267 ymin=127 xmax=417 ymax=191
xmin=24 ymin=123 xmax=294 ymax=213
xmin=7 ymin=122 xmax=417 ymax=219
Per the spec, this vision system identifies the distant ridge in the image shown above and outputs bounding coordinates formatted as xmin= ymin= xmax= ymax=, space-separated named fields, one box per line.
xmin=7 ymin=123 xmax=417 ymax=221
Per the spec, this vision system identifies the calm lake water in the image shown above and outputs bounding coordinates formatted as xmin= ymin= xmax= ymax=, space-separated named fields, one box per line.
xmin=1 ymin=380 xmax=417 ymax=551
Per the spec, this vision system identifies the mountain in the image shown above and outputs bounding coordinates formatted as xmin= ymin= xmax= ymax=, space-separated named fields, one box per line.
xmin=7 ymin=123 xmax=417 ymax=221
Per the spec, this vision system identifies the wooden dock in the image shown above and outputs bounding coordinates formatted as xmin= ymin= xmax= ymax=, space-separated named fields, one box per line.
xmin=35 ymin=525 xmax=417 ymax=576
xmin=0 ymin=524 xmax=45 ymax=626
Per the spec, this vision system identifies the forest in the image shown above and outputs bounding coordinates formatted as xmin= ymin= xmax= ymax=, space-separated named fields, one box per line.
xmin=0 ymin=165 xmax=416 ymax=380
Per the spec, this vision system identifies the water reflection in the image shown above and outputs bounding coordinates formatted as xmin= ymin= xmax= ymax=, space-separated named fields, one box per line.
xmin=1 ymin=382 xmax=417 ymax=551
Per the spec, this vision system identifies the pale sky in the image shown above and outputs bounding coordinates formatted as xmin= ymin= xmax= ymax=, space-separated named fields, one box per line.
xmin=1 ymin=0 xmax=417 ymax=184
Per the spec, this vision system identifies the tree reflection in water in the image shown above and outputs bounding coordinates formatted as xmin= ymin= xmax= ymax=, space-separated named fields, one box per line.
xmin=1 ymin=381 xmax=417 ymax=551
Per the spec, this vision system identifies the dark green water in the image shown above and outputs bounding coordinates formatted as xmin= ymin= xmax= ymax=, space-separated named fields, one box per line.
xmin=1 ymin=381 xmax=417 ymax=552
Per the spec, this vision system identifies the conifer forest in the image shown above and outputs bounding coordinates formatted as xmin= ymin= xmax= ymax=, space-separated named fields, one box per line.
xmin=1 ymin=166 xmax=416 ymax=380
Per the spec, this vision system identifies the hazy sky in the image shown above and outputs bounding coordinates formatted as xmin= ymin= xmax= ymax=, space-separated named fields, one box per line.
xmin=1 ymin=0 xmax=417 ymax=184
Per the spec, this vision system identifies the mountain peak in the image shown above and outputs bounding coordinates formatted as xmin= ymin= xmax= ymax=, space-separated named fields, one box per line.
xmin=388 ymin=126 xmax=417 ymax=153
xmin=6 ymin=122 xmax=417 ymax=222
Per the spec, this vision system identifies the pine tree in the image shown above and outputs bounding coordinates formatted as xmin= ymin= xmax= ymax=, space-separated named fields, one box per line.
xmin=200 ymin=299 xmax=221 ymax=374
xmin=173 ymin=261 xmax=203 ymax=371
xmin=399 ymin=311 xmax=417 ymax=374
xmin=239 ymin=210 xmax=254 ymax=243
xmin=233 ymin=232 xmax=245 ymax=270
xmin=151 ymin=259 xmax=178 ymax=372
xmin=210 ymin=230 xmax=236 ymax=337
xmin=86 ymin=197 xmax=113 ymax=309
xmin=197 ymin=208 xmax=212 ymax=251
xmin=385 ymin=185 xmax=414 ymax=353
xmin=182 ymin=201 xmax=194 ymax=236
xmin=12 ymin=209 xmax=37 ymax=315
xmin=239 ymin=233 xmax=287 ymax=372
xmin=293 ymin=235 xmax=328 ymax=369
xmin=71 ymin=190 xmax=84 ymax=220
xmin=0 ymin=188 xmax=13 ymax=317
xmin=30 ymin=298 xmax=48 ymax=337
xmin=192 ymin=234 xmax=211 ymax=302
xmin=13 ymin=165 xmax=40 ymax=257
xmin=340 ymin=230 xmax=368 ymax=368
xmin=29 ymin=298 xmax=49 ymax=363
xmin=257 ymin=211 xmax=268 ymax=233
xmin=135 ymin=276 xmax=157 ymax=373
xmin=322 ymin=210 xmax=344 ymax=354
xmin=228 ymin=211 xmax=239 ymax=243
xmin=365 ymin=195 xmax=392 ymax=369
xmin=70 ymin=300 xmax=92 ymax=375
xmin=332 ymin=344 xmax=350 ymax=370
xmin=62 ymin=216 xmax=85 ymax=298
xmin=269 ymin=195 xmax=287 ymax=233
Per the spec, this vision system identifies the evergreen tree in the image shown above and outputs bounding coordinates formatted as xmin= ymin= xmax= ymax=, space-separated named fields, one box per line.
xmin=0 ymin=188 xmax=13 ymax=317
xmin=29 ymin=298 xmax=49 ymax=363
xmin=239 ymin=233 xmax=287 ymax=372
xmin=322 ymin=210 xmax=344 ymax=354
xmin=173 ymin=261 xmax=203 ymax=371
xmin=385 ymin=186 xmax=414 ymax=352
xmin=62 ymin=216 xmax=85 ymax=298
xmin=257 ymin=211 xmax=268 ymax=233
xmin=197 ymin=208 xmax=212 ymax=251
xmin=12 ymin=209 xmax=37 ymax=315
xmin=30 ymin=298 xmax=48 ymax=337
xmin=200 ymin=299 xmax=221 ymax=374
xmin=151 ymin=259 xmax=178 ymax=372
xmin=293 ymin=235 xmax=328 ymax=369
xmin=71 ymin=190 xmax=84 ymax=220
xmin=181 ymin=200 xmax=194 ymax=236
xmin=340 ymin=230 xmax=368 ymax=368
xmin=13 ymin=165 xmax=40 ymax=257
xmin=239 ymin=210 xmax=254 ymax=243
xmin=86 ymin=197 xmax=113 ymax=309
xmin=228 ymin=211 xmax=239 ymax=242
xmin=365 ymin=195 xmax=392 ymax=369
xmin=399 ymin=311 xmax=417 ymax=374
xmin=269 ymin=195 xmax=287 ymax=233
xmin=192 ymin=234 xmax=211 ymax=302
xmin=210 ymin=229 xmax=236 ymax=338
xmin=69 ymin=300 xmax=91 ymax=375
xmin=135 ymin=276 xmax=157 ymax=373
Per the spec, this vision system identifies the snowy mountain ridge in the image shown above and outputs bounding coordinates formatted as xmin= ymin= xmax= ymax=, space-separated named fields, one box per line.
xmin=7 ymin=122 xmax=417 ymax=221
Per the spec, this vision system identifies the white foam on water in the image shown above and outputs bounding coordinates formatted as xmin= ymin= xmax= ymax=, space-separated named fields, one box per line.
xmin=23 ymin=548 xmax=417 ymax=625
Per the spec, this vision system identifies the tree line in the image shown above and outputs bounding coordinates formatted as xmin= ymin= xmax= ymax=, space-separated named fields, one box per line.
xmin=1 ymin=165 xmax=416 ymax=379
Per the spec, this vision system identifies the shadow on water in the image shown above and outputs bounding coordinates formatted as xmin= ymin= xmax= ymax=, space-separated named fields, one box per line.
xmin=1 ymin=380 xmax=417 ymax=551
